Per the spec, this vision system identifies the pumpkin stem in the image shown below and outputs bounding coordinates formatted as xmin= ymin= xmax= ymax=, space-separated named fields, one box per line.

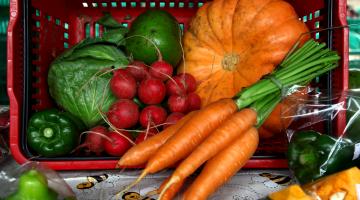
xmin=222 ymin=53 xmax=239 ymax=71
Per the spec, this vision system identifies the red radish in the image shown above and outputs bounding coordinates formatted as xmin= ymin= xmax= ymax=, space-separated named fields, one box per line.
xmin=74 ymin=126 xmax=109 ymax=155
xmin=187 ymin=92 xmax=202 ymax=112
xmin=177 ymin=73 xmax=197 ymax=93
xmin=165 ymin=73 xmax=197 ymax=96
xmin=104 ymin=131 xmax=133 ymax=156
xmin=149 ymin=60 xmax=173 ymax=81
xmin=138 ymin=78 xmax=166 ymax=105
xmin=166 ymin=76 xmax=186 ymax=96
xmin=125 ymin=61 xmax=149 ymax=82
xmin=110 ymin=69 xmax=137 ymax=99
xmin=163 ymin=112 xmax=185 ymax=129
xmin=107 ymin=99 xmax=139 ymax=129
xmin=139 ymin=105 xmax=167 ymax=128
xmin=135 ymin=130 xmax=158 ymax=144
xmin=168 ymin=95 xmax=189 ymax=113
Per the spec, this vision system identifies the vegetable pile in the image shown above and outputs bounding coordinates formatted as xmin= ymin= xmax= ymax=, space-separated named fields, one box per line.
xmin=25 ymin=0 xmax=345 ymax=198
xmin=177 ymin=0 xmax=310 ymax=139
xmin=104 ymin=60 xmax=201 ymax=156
xmin=29 ymin=10 xmax=202 ymax=158
xmin=117 ymin=38 xmax=340 ymax=199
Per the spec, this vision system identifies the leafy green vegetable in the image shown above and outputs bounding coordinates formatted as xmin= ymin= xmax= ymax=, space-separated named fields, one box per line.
xmin=48 ymin=14 xmax=129 ymax=128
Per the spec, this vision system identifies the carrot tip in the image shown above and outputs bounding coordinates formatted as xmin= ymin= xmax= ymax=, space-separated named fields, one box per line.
xmin=158 ymin=177 xmax=179 ymax=200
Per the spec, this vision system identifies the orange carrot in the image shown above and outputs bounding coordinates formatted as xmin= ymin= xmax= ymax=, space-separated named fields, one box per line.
xmin=119 ymin=99 xmax=237 ymax=193
xmin=145 ymin=99 xmax=237 ymax=172
xmin=183 ymin=127 xmax=259 ymax=200
xmin=158 ymin=108 xmax=257 ymax=199
xmin=146 ymin=177 xmax=185 ymax=200
xmin=117 ymin=112 xmax=196 ymax=167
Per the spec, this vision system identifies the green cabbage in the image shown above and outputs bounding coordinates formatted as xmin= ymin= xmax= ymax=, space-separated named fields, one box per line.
xmin=48 ymin=15 xmax=128 ymax=128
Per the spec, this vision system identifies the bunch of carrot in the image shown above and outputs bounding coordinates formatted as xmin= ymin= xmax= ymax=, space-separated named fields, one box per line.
xmin=116 ymin=39 xmax=340 ymax=200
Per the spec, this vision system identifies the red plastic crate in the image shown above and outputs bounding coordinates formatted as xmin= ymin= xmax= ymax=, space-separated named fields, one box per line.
xmin=7 ymin=0 xmax=348 ymax=170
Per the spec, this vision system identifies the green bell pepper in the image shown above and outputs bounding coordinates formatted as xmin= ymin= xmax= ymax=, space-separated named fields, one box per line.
xmin=288 ymin=130 xmax=355 ymax=184
xmin=27 ymin=109 xmax=82 ymax=157
xmin=5 ymin=169 xmax=58 ymax=200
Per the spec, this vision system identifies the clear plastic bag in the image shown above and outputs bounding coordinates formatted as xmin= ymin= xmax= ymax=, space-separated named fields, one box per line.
xmin=281 ymin=87 xmax=360 ymax=196
xmin=0 ymin=161 xmax=76 ymax=199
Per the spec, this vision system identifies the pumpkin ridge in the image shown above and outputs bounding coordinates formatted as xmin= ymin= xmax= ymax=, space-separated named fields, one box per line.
xmin=232 ymin=0 xmax=274 ymax=51
xmin=206 ymin=0 xmax=228 ymax=52
xmin=189 ymin=3 xmax=225 ymax=55
xmin=235 ymin=67 xmax=250 ymax=83
xmin=208 ymin=70 xmax=232 ymax=103
xmin=185 ymin=30 xmax=224 ymax=62
xmin=270 ymin=17 xmax=303 ymax=33
xmin=221 ymin=0 xmax=240 ymax=52
xmin=234 ymin=62 xmax=257 ymax=85
xmin=248 ymin=1 xmax=302 ymax=44
xmin=188 ymin=29 xmax=224 ymax=57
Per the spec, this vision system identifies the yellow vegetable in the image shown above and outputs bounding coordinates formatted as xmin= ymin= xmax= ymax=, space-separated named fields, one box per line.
xmin=269 ymin=167 xmax=360 ymax=200
xmin=268 ymin=185 xmax=312 ymax=200
xmin=304 ymin=167 xmax=360 ymax=200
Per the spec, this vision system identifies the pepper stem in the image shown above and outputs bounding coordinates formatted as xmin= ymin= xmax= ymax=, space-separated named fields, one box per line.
xmin=43 ymin=128 xmax=54 ymax=138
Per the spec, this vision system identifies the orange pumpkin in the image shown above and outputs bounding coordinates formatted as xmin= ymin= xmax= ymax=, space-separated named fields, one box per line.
xmin=179 ymin=0 xmax=309 ymax=138
xmin=258 ymin=90 xmax=307 ymax=139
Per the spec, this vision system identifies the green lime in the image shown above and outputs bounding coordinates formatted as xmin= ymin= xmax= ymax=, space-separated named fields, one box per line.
xmin=125 ymin=9 xmax=182 ymax=67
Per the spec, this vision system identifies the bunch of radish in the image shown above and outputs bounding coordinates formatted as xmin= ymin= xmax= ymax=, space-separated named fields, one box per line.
xmin=103 ymin=59 xmax=201 ymax=155
xmin=73 ymin=125 xmax=134 ymax=157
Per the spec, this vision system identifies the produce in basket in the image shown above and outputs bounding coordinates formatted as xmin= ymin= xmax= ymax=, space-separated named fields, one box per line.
xmin=125 ymin=9 xmax=182 ymax=67
xmin=117 ymin=111 xmax=196 ymax=167
xmin=104 ymin=131 xmax=133 ymax=157
xmin=72 ymin=125 xmax=109 ymax=156
xmin=110 ymin=69 xmax=137 ymax=99
xmin=47 ymin=34 xmax=129 ymax=128
xmin=118 ymin=38 xmax=340 ymax=199
xmin=178 ymin=0 xmax=309 ymax=106
xmin=107 ymin=99 xmax=140 ymax=129
xmin=47 ymin=11 xmax=201 ymax=157
xmin=104 ymin=64 xmax=201 ymax=150
xmin=177 ymin=0 xmax=310 ymax=139
xmin=27 ymin=109 xmax=82 ymax=157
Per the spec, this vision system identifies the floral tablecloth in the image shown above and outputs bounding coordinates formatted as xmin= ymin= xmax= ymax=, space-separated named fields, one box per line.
xmin=62 ymin=168 xmax=294 ymax=200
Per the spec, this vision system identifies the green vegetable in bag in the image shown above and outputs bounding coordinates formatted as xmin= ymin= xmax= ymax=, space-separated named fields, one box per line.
xmin=5 ymin=169 xmax=58 ymax=200
xmin=288 ymin=130 xmax=355 ymax=184
xmin=47 ymin=14 xmax=129 ymax=128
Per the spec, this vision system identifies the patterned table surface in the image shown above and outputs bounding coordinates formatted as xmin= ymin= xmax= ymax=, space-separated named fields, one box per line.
xmin=0 ymin=157 xmax=294 ymax=200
